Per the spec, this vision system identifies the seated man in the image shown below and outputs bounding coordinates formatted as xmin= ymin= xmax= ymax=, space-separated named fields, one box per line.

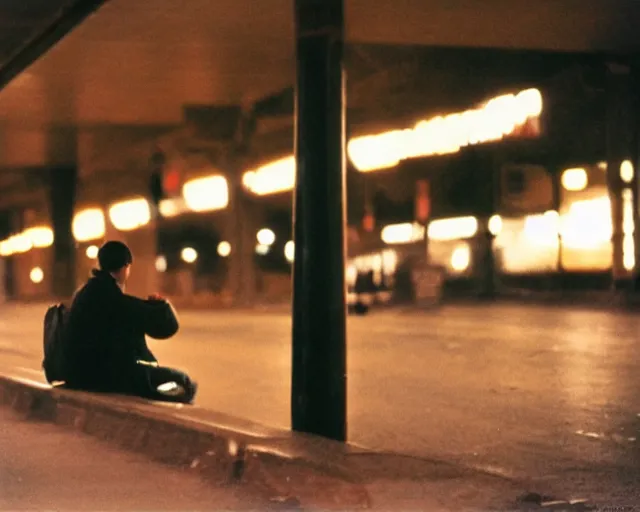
xmin=62 ymin=241 xmax=197 ymax=404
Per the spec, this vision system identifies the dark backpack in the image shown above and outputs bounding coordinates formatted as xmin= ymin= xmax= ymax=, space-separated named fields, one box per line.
xmin=42 ymin=303 xmax=68 ymax=384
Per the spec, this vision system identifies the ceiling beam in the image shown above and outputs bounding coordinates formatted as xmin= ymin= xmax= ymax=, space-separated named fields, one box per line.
xmin=0 ymin=0 xmax=109 ymax=91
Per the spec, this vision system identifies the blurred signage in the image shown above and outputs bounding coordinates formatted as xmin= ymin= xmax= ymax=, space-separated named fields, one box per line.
xmin=163 ymin=166 xmax=181 ymax=196
xmin=362 ymin=212 xmax=375 ymax=232
xmin=415 ymin=180 xmax=431 ymax=222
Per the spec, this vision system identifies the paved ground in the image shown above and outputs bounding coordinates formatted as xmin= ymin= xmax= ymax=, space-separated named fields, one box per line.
xmin=0 ymin=408 xmax=266 ymax=511
xmin=1 ymin=302 xmax=640 ymax=507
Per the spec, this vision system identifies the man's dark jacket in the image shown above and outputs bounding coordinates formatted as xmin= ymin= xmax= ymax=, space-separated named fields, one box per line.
xmin=62 ymin=269 xmax=179 ymax=392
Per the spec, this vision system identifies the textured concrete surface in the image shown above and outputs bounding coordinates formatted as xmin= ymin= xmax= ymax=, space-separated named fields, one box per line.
xmin=0 ymin=408 xmax=267 ymax=511
xmin=1 ymin=302 xmax=640 ymax=508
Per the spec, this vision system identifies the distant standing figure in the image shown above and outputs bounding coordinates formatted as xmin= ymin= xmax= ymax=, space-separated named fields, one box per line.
xmin=62 ymin=241 xmax=197 ymax=403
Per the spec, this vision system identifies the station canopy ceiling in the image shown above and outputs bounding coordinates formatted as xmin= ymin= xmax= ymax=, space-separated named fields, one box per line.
xmin=0 ymin=0 xmax=638 ymax=170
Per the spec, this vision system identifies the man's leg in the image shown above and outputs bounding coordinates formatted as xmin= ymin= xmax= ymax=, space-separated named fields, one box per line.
xmin=133 ymin=364 xmax=198 ymax=404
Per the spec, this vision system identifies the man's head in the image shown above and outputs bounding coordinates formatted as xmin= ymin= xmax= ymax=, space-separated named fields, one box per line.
xmin=98 ymin=241 xmax=133 ymax=285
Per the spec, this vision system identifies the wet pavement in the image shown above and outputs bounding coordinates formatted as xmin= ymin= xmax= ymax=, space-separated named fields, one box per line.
xmin=1 ymin=302 xmax=640 ymax=507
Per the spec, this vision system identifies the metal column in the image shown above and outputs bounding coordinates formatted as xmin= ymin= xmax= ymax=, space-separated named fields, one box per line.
xmin=291 ymin=0 xmax=347 ymax=441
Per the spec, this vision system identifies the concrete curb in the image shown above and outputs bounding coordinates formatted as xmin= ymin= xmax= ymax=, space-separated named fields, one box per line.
xmin=0 ymin=375 xmax=370 ymax=510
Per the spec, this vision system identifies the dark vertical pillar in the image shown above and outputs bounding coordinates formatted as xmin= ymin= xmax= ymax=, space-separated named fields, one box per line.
xmin=226 ymin=108 xmax=258 ymax=307
xmin=606 ymin=62 xmax=632 ymax=289
xmin=226 ymin=173 xmax=258 ymax=306
xmin=631 ymin=59 xmax=640 ymax=290
xmin=49 ymin=166 xmax=77 ymax=299
xmin=291 ymin=0 xmax=347 ymax=441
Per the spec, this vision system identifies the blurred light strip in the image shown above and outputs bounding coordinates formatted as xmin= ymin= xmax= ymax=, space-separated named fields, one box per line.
xmin=24 ymin=226 xmax=54 ymax=248
xmin=182 ymin=175 xmax=229 ymax=212
xmin=381 ymin=222 xmax=425 ymax=244
xmin=428 ymin=216 xmax=479 ymax=241
xmin=349 ymin=88 xmax=542 ymax=172
xmin=242 ymin=156 xmax=295 ymax=196
xmin=0 ymin=225 xmax=55 ymax=257
xmin=109 ymin=198 xmax=151 ymax=231
xmin=240 ymin=88 xmax=542 ymax=194
xmin=623 ymin=188 xmax=635 ymax=271
xmin=73 ymin=208 xmax=106 ymax=242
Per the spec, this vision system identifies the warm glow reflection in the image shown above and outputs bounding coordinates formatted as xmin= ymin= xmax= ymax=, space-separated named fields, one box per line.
xmin=73 ymin=208 xmax=105 ymax=242
xmin=182 ymin=175 xmax=229 ymax=212
xmin=561 ymin=168 xmax=588 ymax=191
xmin=381 ymin=222 xmax=425 ymax=245
xmin=349 ymin=88 xmax=542 ymax=172
xmin=428 ymin=216 xmax=478 ymax=241
xmin=109 ymin=198 xmax=151 ymax=231
xmin=243 ymin=156 xmax=295 ymax=196
xmin=24 ymin=226 xmax=54 ymax=248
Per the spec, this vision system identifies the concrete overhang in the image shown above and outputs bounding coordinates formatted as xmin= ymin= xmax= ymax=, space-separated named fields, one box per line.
xmin=0 ymin=0 xmax=638 ymax=173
